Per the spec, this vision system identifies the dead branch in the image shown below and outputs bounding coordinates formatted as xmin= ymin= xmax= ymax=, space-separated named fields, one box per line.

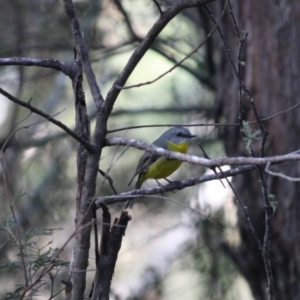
xmin=0 ymin=87 xmax=94 ymax=152
xmin=105 ymin=137 xmax=300 ymax=168
xmin=95 ymin=164 xmax=256 ymax=206
xmin=115 ymin=0 xmax=227 ymax=90
xmin=92 ymin=211 xmax=131 ymax=300
xmin=0 ymin=57 xmax=75 ymax=78
xmin=63 ymin=0 xmax=104 ymax=109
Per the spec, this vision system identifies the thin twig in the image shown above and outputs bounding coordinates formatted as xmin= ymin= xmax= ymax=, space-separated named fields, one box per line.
xmin=115 ymin=0 xmax=228 ymax=90
xmin=1 ymin=118 xmax=60 ymax=289
xmin=237 ymin=32 xmax=247 ymax=130
xmin=98 ymin=142 xmax=130 ymax=196
xmin=257 ymin=101 xmax=300 ymax=123
xmin=198 ymin=143 xmax=264 ymax=250
xmin=0 ymin=87 xmax=94 ymax=152
xmin=153 ymin=0 xmax=163 ymax=15
xmin=215 ymin=4 xmax=273 ymax=297
xmin=198 ymin=143 xmax=225 ymax=188
xmin=104 ymin=0 xmax=217 ymax=118
xmin=145 ymin=195 xmax=223 ymax=231
xmin=113 ymin=0 xmax=140 ymax=40
xmin=222 ymin=170 xmax=263 ymax=251
xmin=107 ymin=122 xmax=238 ymax=133
xmin=1 ymin=110 xmax=66 ymax=154
xmin=107 ymin=99 xmax=300 ymax=133
xmin=150 ymin=41 xmax=215 ymax=88
xmin=228 ymin=0 xmax=241 ymax=39
xmin=20 ymin=216 xmax=99 ymax=299
xmin=98 ymin=169 xmax=118 ymax=195
xmin=49 ymin=287 xmax=65 ymax=299
xmin=111 ymin=105 xmax=213 ymax=116
xmin=204 ymin=4 xmax=239 ymax=79
xmin=1 ymin=132 xmax=31 ymax=287
xmin=3 ymin=97 xmax=298 ymax=150
xmin=63 ymin=0 xmax=104 ymax=109
xmin=265 ymin=162 xmax=300 ymax=181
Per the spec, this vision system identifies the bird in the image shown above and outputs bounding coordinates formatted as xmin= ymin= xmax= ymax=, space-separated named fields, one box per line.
xmin=126 ymin=127 xmax=196 ymax=208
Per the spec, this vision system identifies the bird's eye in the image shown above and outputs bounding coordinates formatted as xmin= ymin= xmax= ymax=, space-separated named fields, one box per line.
xmin=177 ymin=132 xmax=183 ymax=137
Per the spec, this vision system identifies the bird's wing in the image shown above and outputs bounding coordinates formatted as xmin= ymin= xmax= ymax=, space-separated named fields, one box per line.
xmin=136 ymin=151 xmax=160 ymax=174
xmin=127 ymin=151 xmax=160 ymax=186
xmin=128 ymin=137 xmax=168 ymax=186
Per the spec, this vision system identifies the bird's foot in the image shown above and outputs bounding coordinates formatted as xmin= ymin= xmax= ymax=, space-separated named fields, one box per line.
xmin=155 ymin=179 xmax=165 ymax=195
xmin=164 ymin=178 xmax=176 ymax=193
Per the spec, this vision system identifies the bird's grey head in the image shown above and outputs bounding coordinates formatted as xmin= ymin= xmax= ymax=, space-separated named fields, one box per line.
xmin=162 ymin=127 xmax=196 ymax=143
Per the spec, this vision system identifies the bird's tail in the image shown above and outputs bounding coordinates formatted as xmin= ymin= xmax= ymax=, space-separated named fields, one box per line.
xmin=125 ymin=176 xmax=144 ymax=209
xmin=125 ymin=199 xmax=134 ymax=209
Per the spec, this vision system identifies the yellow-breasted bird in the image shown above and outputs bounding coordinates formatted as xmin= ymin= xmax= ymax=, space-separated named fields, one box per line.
xmin=126 ymin=127 xmax=196 ymax=208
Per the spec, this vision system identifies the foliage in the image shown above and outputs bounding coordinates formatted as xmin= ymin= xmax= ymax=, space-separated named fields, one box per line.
xmin=241 ymin=121 xmax=261 ymax=154
xmin=0 ymin=195 xmax=69 ymax=299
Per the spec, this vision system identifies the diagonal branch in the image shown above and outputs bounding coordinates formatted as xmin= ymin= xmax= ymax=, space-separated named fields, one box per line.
xmin=113 ymin=0 xmax=140 ymax=40
xmin=0 ymin=57 xmax=76 ymax=78
xmin=150 ymin=41 xmax=215 ymax=89
xmin=0 ymin=87 xmax=94 ymax=152
xmin=104 ymin=0 xmax=217 ymax=118
xmin=63 ymin=0 xmax=104 ymax=109
xmin=153 ymin=0 xmax=163 ymax=15
xmin=115 ymin=0 xmax=228 ymax=90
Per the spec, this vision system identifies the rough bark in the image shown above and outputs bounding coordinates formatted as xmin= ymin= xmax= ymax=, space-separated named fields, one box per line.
xmin=215 ymin=1 xmax=300 ymax=299
xmin=92 ymin=210 xmax=131 ymax=300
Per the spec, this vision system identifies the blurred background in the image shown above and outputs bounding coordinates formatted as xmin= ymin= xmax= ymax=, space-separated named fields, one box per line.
xmin=0 ymin=1 xmax=237 ymax=298
xmin=2 ymin=0 xmax=299 ymax=299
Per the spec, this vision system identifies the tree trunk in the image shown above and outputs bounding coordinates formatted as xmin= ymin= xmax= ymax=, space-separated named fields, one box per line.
xmin=215 ymin=1 xmax=300 ymax=299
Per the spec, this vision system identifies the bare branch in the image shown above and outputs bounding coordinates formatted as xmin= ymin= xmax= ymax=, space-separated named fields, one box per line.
xmin=153 ymin=0 xmax=163 ymax=15
xmin=63 ymin=0 xmax=104 ymax=109
xmin=143 ymin=194 xmax=223 ymax=231
xmin=111 ymin=105 xmax=214 ymax=116
xmin=95 ymin=164 xmax=256 ymax=206
xmin=198 ymin=142 xmax=225 ymax=188
xmin=150 ymin=42 xmax=215 ymax=89
xmin=98 ymin=169 xmax=118 ymax=195
xmin=0 ymin=57 xmax=75 ymax=78
xmin=113 ymin=0 xmax=139 ymax=40
xmin=257 ymin=101 xmax=300 ymax=122
xmin=115 ymin=0 xmax=227 ymax=90
xmin=107 ymin=99 xmax=300 ymax=133
xmin=105 ymin=137 xmax=300 ymax=167
xmin=104 ymin=0 xmax=217 ymax=118
xmin=204 ymin=4 xmax=239 ymax=79
xmin=223 ymin=169 xmax=263 ymax=251
xmin=265 ymin=162 xmax=300 ymax=182
xmin=107 ymin=122 xmax=237 ymax=133
xmin=0 ymin=87 xmax=94 ymax=152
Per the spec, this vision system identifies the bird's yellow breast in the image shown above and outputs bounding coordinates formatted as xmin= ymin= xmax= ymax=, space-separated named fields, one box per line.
xmin=167 ymin=141 xmax=189 ymax=153
xmin=137 ymin=141 xmax=189 ymax=185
